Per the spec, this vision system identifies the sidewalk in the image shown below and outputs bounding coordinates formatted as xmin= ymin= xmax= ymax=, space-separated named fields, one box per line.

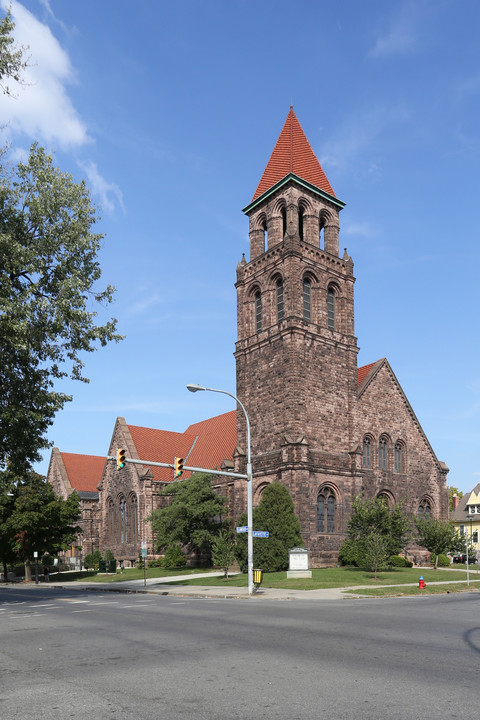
xmin=18 ymin=569 xmax=480 ymax=602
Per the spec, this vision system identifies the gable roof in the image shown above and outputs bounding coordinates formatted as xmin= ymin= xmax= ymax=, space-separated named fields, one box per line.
xmin=127 ymin=410 xmax=237 ymax=483
xmin=60 ymin=452 xmax=105 ymax=493
xmin=451 ymin=485 xmax=480 ymax=521
xmin=357 ymin=362 xmax=378 ymax=386
xmin=251 ymin=107 xmax=336 ymax=203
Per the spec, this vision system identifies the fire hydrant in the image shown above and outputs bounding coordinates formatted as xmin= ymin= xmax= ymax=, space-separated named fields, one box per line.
xmin=419 ymin=576 xmax=426 ymax=589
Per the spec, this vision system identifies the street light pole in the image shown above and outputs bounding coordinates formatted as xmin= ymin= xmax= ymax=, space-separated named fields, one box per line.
xmin=187 ymin=383 xmax=254 ymax=596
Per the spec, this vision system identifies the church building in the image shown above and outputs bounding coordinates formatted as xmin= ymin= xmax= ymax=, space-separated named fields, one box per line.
xmin=47 ymin=108 xmax=449 ymax=567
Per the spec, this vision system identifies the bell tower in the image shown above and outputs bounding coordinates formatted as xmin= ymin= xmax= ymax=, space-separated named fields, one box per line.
xmin=235 ymin=108 xmax=359 ymax=540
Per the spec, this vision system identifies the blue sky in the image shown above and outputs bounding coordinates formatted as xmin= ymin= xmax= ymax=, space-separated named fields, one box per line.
xmin=1 ymin=0 xmax=479 ymax=494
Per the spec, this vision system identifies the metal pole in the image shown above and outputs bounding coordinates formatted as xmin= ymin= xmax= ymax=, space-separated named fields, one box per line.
xmin=187 ymin=384 xmax=254 ymax=596
xmin=466 ymin=530 xmax=470 ymax=586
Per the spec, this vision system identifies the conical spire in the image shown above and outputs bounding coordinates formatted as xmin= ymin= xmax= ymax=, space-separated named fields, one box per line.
xmin=251 ymin=107 xmax=335 ymax=202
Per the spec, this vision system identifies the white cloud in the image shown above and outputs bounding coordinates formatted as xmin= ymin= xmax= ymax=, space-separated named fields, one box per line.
xmin=319 ymin=103 xmax=410 ymax=178
xmin=0 ymin=0 xmax=89 ymax=149
xmin=369 ymin=5 xmax=419 ymax=58
xmin=78 ymin=159 xmax=125 ymax=215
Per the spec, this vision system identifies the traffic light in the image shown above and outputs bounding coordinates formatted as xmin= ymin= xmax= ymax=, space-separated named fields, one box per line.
xmin=174 ymin=456 xmax=184 ymax=479
xmin=117 ymin=448 xmax=126 ymax=470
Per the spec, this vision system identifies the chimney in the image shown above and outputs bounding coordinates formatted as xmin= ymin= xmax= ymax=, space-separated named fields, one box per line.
xmin=452 ymin=494 xmax=460 ymax=510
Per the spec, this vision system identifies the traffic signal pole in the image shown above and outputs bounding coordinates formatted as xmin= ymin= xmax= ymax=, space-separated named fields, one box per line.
xmin=107 ymin=455 xmax=248 ymax=481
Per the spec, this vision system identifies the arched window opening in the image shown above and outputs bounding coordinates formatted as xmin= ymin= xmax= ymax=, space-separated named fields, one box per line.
xmin=129 ymin=494 xmax=138 ymax=544
xmin=418 ymin=498 xmax=432 ymax=518
xmin=303 ymin=277 xmax=311 ymax=321
xmin=107 ymin=498 xmax=114 ymax=544
xmin=255 ymin=291 xmax=262 ymax=332
xmin=276 ymin=278 xmax=284 ymax=322
xmin=281 ymin=207 xmax=287 ymax=238
xmin=319 ymin=223 xmax=325 ymax=249
xmin=362 ymin=437 xmax=371 ymax=468
xmin=327 ymin=287 xmax=335 ymax=330
xmin=378 ymin=437 xmax=387 ymax=470
xmin=317 ymin=486 xmax=336 ymax=533
xmin=394 ymin=442 xmax=404 ymax=473
xmin=118 ymin=495 xmax=127 ymax=543
xmin=298 ymin=208 xmax=304 ymax=241
xmin=261 ymin=218 xmax=267 ymax=252
xmin=377 ymin=493 xmax=390 ymax=506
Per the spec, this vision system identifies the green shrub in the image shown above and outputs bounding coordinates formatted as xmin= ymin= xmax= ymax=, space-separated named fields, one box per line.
xmin=389 ymin=555 xmax=413 ymax=567
xmin=431 ymin=553 xmax=450 ymax=567
xmin=147 ymin=558 xmax=164 ymax=568
xmin=84 ymin=553 xmax=94 ymax=569
xmin=104 ymin=548 xmax=115 ymax=563
xmin=338 ymin=539 xmax=360 ymax=566
xmin=162 ymin=543 xmax=186 ymax=569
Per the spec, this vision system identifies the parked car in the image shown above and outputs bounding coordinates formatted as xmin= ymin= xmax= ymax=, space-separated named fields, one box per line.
xmin=452 ymin=554 xmax=477 ymax=564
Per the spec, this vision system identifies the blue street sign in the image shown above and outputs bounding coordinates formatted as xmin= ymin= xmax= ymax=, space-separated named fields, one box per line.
xmin=253 ymin=531 xmax=269 ymax=538
xmin=236 ymin=526 xmax=248 ymax=533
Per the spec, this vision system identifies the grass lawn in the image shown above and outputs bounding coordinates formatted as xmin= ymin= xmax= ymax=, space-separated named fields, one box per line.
xmin=50 ymin=567 xmax=220 ymax=584
xmin=345 ymin=582 xmax=480 ymax=597
xmin=160 ymin=566 xmax=471 ymax=590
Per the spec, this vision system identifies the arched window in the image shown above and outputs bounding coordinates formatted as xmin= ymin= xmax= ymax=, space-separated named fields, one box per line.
xmin=327 ymin=287 xmax=335 ymax=330
xmin=394 ymin=442 xmax=404 ymax=473
xmin=362 ymin=437 xmax=371 ymax=468
xmin=298 ymin=208 xmax=304 ymax=241
xmin=418 ymin=497 xmax=432 ymax=518
xmin=317 ymin=486 xmax=336 ymax=533
xmin=118 ymin=494 xmax=127 ymax=543
xmin=276 ymin=278 xmax=284 ymax=322
xmin=281 ymin=207 xmax=287 ymax=238
xmin=261 ymin=217 xmax=267 ymax=252
xmin=378 ymin=436 xmax=387 ymax=470
xmin=129 ymin=494 xmax=138 ymax=544
xmin=255 ymin=290 xmax=262 ymax=332
xmin=303 ymin=277 xmax=311 ymax=321
xmin=107 ymin=498 xmax=114 ymax=543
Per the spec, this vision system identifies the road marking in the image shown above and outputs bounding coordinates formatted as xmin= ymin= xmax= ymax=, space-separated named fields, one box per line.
xmin=72 ymin=609 xmax=91 ymax=613
xmin=89 ymin=601 xmax=119 ymax=605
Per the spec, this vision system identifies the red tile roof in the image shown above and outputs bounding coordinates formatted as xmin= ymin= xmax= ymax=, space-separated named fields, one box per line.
xmin=357 ymin=362 xmax=377 ymax=386
xmin=252 ymin=107 xmax=336 ymax=202
xmin=60 ymin=452 xmax=105 ymax=493
xmin=128 ymin=410 xmax=237 ymax=483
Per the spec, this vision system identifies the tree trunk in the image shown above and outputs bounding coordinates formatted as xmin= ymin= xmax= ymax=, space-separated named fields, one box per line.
xmin=24 ymin=558 xmax=32 ymax=581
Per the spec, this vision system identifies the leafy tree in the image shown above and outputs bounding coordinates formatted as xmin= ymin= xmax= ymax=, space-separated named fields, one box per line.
xmin=91 ymin=549 xmax=102 ymax=570
xmin=342 ymin=496 xmax=411 ymax=572
xmin=211 ymin=530 xmax=236 ymax=578
xmin=83 ymin=553 xmax=94 ymax=570
xmin=0 ymin=145 xmax=122 ymax=472
xmin=448 ymin=486 xmax=464 ymax=512
xmin=235 ymin=482 xmax=303 ymax=573
xmin=0 ymin=9 xmax=29 ymax=97
xmin=5 ymin=470 xmax=81 ymax=580
xmin=416 ymin=517 xmax=464 ymax=569
xmin=146 ymin=473 xmax=229 ymax=561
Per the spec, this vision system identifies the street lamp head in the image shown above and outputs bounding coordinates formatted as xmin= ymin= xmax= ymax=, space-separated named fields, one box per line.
xmin=186 ymin=384 xmax=206 ymax=393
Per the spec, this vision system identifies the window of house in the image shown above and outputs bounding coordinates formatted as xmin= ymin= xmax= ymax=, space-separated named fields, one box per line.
xmin=327 ymin=287 xmax=335 ymax=330
xmin=277 ymin=278 xmax=284 ymax=322
xmin=129 ymin=494 xmax=138 ymax=544
xmin=255 ymin=291 xmax=262 ymax=332
xmin=394 ymin=442 xmax=403 ymax=473
xmin=362 ymin=437 xmax=371 ymax=468
xmin=298 ymin=209 xmax=304 ymax=241
xmin=378 ymin=437 xmax=387 ymax=470
xmin=303 ymin=277 xmax=311 ymax=321
xmin=473 ymin=531 xmax=479 ymax=543
xmin=317 ymin=487 xmax=336 ymax=533
xmin=418 ymin=497 xmax=432 ymax=518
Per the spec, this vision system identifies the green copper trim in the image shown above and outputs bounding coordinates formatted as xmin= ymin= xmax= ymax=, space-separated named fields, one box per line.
xmin=242 ymin=173 xmax=346 ymax=214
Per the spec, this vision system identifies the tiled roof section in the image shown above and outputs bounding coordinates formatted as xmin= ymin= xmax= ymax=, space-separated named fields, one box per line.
xmin=357 ymin=363 xmax=377 ymax=386
xmin=60 ymin=452 xmax=105 ymax=493
xmin=252 ymin=107 xmax=336 ymax=202
xmin=128 ymin=410 xmax=237 ymax=483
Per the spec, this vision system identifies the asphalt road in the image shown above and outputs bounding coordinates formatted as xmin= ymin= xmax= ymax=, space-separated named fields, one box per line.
xmin=1 ymin=584 xmax=479 ymax=719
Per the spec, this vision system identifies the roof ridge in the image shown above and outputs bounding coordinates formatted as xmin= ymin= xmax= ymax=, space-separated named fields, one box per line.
xmin=251 ymin=107 xmax=336 ymax=202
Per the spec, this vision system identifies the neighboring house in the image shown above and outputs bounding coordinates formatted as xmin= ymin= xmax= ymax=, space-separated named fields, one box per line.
xmin=451 ymin=485 xmax=480 ymax=557
xmin=47 ymin=108 xmax=449 ymax=566
xmin=47 ymin=448 xmax=105 ymax=566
